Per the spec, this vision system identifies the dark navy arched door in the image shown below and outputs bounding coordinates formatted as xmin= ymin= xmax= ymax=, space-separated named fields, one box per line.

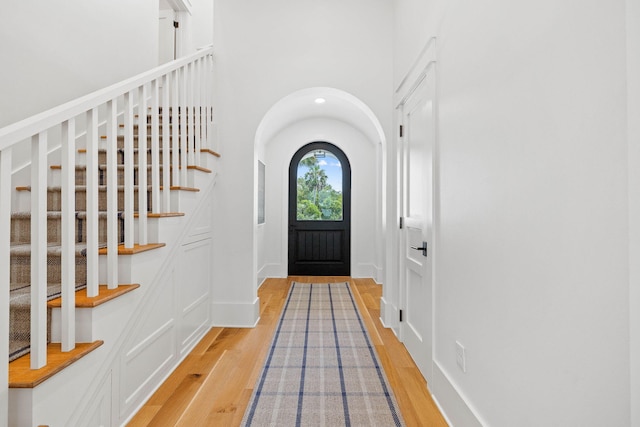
xmin=288 ymin=142 xmax=351 ymax=276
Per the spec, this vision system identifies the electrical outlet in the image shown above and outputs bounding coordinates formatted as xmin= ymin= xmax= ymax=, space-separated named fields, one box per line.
xmin=456 ymin=341 xmax=466 ymax=373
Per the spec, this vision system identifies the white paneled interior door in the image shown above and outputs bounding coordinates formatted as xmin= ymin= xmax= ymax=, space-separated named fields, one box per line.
xmin=158 ymin=8 xmax=175 ymax=64
xmin=399 ymin=65 xmax=435 ymax=383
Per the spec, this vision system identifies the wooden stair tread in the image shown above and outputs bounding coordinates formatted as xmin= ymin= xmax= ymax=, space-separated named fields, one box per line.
xmin=17 ymin=184 xmax=155 ymax=191
xmin=48 ymin=284 xmax=140 ymax=308
xmin=135 ymin=212 xmax=185 ymax=218
xmin=201 ymin=148 xmax=221 ymax=157
xmin=77 ymin=147 xmax=182 ymax=153
xmin=51 ymin=164 xmax=174 ymax=170
xmin=187 ymin=165 xmax=212 ymax=173
xmin=9 ymin=341 xmax=104 ymax=388
xmin=98 ymin=243 xmax=165 ymax=255
xmin=161 ymin=186 xmax=200 ymax=192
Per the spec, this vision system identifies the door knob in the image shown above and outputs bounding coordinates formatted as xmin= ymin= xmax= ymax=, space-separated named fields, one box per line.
xmin=410 ymin=242 xmax=428 ymax=257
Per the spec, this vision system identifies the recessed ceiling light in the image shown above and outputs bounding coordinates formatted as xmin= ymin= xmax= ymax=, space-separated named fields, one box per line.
xmin=314 ymin=98 xmax=326 ymax=104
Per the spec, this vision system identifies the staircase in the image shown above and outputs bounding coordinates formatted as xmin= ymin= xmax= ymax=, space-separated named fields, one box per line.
xmin=0 ymin=47 xmax=219 ymax=426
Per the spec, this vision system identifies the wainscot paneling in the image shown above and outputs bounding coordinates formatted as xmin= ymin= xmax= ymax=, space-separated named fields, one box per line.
xmin=121 ymin=319 xmax=176 ymax=409
xmin=85 ymin=371 xmax=112 ymax=426
xmin=179 ymin=238 xmax=212 ymax=354
xmin=188 ymin=196 xmax=213 ymax=239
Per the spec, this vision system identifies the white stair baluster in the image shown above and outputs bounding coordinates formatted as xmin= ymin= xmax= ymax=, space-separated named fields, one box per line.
xmin=86 ymin=108 xmax=99 ymax=297
xmin=201 ymin=57 xmax=209 ymax=150
xmin=151 ymin=80 xmax=161 ymax=213
xmin=106 ymin=99 xmax=119 ymax=289
xmin=187 ymin=62 xmax=194 ymax=167
xmin=61 ymin=119 xmax=76 ymax=352
xmin=138 ymin=85 xmax=148 ymax=246
xmin=162 ymin=74 xmax=171 ymax=212
xmin=172 ymin=70 xmax=180 ymax=191
xmin=124 ymin=91 xmax=135 ymax=249
xmin=30 ymin=131 xmax=47 ymax=369
xmin=194 ymin=58 xmax=202 ymax=166
xmin=207 ymin=55 xmax=214 ymax=151
xmin=180 ymin=66 xmax=188 ymax=186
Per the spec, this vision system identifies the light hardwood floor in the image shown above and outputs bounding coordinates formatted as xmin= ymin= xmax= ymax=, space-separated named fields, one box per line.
xmin=128 ymin=276 xmax=448 ymax=426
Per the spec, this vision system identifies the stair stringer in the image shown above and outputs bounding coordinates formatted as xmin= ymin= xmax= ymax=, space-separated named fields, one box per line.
xmin=8 ymin=172 xmax=218 ymax=427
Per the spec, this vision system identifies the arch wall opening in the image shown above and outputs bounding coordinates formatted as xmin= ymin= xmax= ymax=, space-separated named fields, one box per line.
xmin=254 ymin=87 xmax=387 ymax=284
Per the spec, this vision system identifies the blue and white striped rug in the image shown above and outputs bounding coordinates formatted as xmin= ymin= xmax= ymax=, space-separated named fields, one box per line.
xmin=242 ymin=282 xmax=405 ymax=427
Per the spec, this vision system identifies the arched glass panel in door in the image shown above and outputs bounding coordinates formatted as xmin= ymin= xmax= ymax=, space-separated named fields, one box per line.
xmin=296 ymin=150 xmax=343 ymax=221
xmin=288 ymin=142 xmax=351 ymax=276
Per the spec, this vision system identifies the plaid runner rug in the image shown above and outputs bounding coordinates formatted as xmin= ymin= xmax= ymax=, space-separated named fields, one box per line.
xmin=241 ymin=282 xmax=405 ymax=427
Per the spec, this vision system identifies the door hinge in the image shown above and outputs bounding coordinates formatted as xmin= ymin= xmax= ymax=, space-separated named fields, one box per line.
xmin=173 ymin=20 xmax=179 ymax=28
xmin=399 ymin=125 xmax=404 ymax=137
xmin=399 ymin=217 xmax=403 ymax=229
xmin=399 ymin=309 xmax=403 ymax=322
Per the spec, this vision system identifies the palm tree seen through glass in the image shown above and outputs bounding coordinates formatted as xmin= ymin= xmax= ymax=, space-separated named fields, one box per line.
xmin=296 ymin=151 xmax=343 ymax=220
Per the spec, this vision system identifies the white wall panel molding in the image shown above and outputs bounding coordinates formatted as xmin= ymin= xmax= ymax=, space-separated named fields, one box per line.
xmin=83 ymin=371 xmax=112 ymax=427
xmin=166 ymin=0 xmax=193 ymax=14
xmin=121 ymin=320 xmax=176 ymax=410
xmin=182 ymin=292 xmax=209 ymax=317
xmin=125 ymin=320 xmax=175 ymax=362
xmin=394 ymin=37 xmax=436 ymax=107
xmin=180 ymin=307 xmax=209 ymax=356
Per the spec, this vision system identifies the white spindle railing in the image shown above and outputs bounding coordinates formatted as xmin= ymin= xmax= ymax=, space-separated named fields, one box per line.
xmin=0 ymin=47 xmax=214 ymax=420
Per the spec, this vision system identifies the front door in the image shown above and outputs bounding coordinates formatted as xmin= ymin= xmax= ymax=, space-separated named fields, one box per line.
xmin=399 ymin=66 xmax=435 ymax=382
xmin=288 ymin=142 xmax=351 ymax=276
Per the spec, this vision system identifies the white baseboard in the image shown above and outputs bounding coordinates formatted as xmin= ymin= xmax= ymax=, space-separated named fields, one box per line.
xmin=380 ymin=296 xmax=400 ymax=334
xmin=259 ymin=263 xmax=286 ymax=279
xmin=210 ymin=298 xmax=260 ymax=327
xmin=374 ymin=266 xmax=383 ymax=284
xmin=431 ymin=361 xmax=485 ymax=427
xmin=353 ymin=263 xmax=379 ymax=279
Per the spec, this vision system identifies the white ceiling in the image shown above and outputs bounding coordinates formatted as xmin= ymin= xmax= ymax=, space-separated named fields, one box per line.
xmin=255 ymin=87 xmax=385 ymax=147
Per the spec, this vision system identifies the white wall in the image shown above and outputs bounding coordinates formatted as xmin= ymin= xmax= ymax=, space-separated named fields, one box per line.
xmin=212 ymin=0 xmax=393 ymax=325
xmin=259 ymin=118 xmax=379 ymax=279
xmin=627 ymin=0 xmax=640 ymax=425
xmin=393 ymin=1 xmax=631 ymax=426
xmin=0 ymin=0 xmax=158 ymax=128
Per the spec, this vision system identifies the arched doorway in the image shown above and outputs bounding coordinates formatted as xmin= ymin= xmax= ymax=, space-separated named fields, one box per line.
xmin=288 ymin=142 xmax=351 ymax=275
